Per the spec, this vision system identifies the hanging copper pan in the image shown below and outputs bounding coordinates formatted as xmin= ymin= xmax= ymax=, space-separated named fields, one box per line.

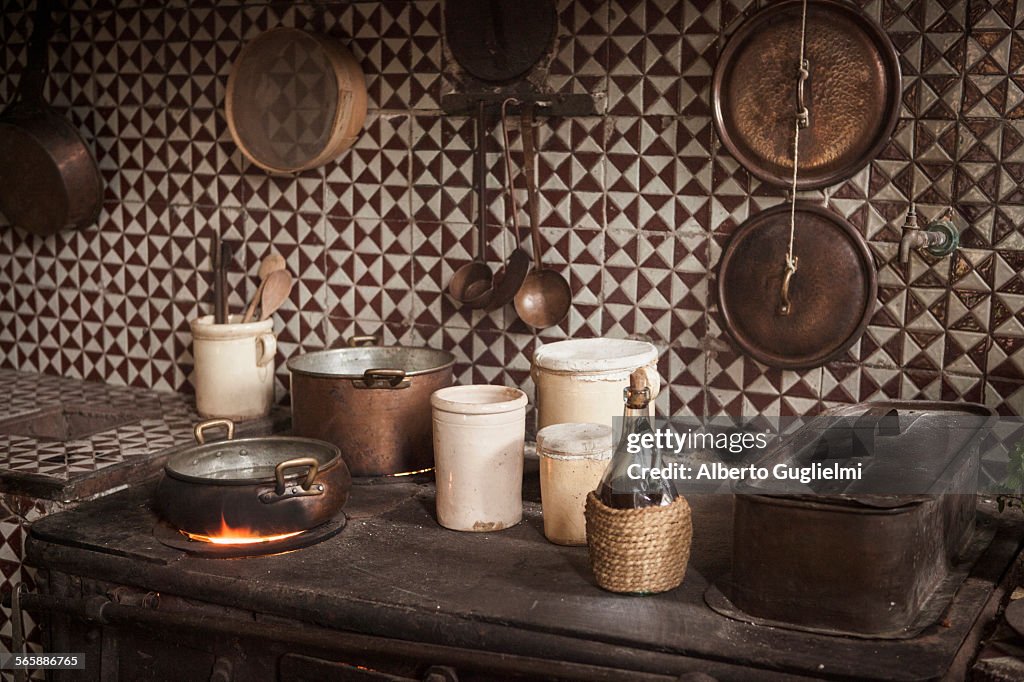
xmin=712 ymin=0 xmax=900 ymax=189
xmin=717 ymin=204 xmax=876 ymax=370
xmin=0 ymin=0 xmax=102 ymax=236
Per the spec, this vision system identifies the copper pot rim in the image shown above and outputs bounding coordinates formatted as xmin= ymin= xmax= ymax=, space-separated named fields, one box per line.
xmin=286 ymin=345 xmax=456 ymax=379
xmin=163 ymin=435 xmax=343 ymax=486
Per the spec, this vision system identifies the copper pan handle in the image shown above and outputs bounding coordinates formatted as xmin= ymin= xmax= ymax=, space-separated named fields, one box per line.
xmin=193 ymin=419 xmax=235 ymax=444
xmin=353 ymin=368 xmax=410 ymax=389
xmin=274 ymin=457 xmax=319 ymax=496
xmin=778 ymin=257 xmax=798 ymax=317
xmin=347 ymin=335 xmax=379 ymax=347
xmin=796 ymin=59 xmax=810 ymax=129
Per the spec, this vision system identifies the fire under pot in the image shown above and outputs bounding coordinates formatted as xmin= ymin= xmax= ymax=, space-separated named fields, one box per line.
xmin=154 ymin=419 xmax=352 ymax=557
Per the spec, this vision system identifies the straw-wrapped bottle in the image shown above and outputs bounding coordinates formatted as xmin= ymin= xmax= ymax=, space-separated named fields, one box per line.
xmin=585 ymin=368 xmax=692 ymax=594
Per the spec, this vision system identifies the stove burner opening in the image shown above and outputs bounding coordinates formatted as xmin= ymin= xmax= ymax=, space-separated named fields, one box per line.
xmin=153 ymin=514 xmax=347 ymax=558
xmin=178 ymin=514 xmax=306 ymax=546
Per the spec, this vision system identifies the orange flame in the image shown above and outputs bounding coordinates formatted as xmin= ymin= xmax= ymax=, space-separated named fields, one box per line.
xmin=180 ymin=513 xmax=303 ymax=545
xmin=390 ymin=467 xmax=434 ymax=477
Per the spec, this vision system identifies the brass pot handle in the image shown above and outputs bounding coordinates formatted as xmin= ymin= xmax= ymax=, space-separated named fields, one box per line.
xmin=796 ymin=58 xmax=810 ymax=129
xmin=274 ymin=457 xmax=319 ymax=496
xmin=347 ymin=335 xmax=379 ymax=347
xmin=778 ymin=256 xmax=798 ymax=317
xmin=193 ymin=419 xmax=235 ymax=444
xmin=353 ymin=368 xmax=410 ymax=389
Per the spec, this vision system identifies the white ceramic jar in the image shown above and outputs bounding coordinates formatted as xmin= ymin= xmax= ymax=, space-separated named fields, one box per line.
xmin=431 ymin=385 xmax=528 ymax=532
xmin=537 ymin=422 xmax=613 ymax=546
xmin=531 ymin=338 xmax=660 ymax=431
xmin=190 ymin=314 xmax=277 ymax=421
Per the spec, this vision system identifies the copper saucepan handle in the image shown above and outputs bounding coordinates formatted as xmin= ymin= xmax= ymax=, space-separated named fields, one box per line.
xmin=274 ymin=457 xmax=320 ymax=496
xmin=778 ymin=256 xmax=798 ymax=317
xmin=353 ymin=368 xmax=410 ymax=389
xmin=193 ymin=419 xmax=235 ymax=444
xmin=347 ymin=335 xmax=379 ymax=347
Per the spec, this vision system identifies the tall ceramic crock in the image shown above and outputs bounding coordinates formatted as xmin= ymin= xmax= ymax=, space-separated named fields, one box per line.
xmin=190 ymin=314 xmax=277 ymax=421
xmin=287 ymin=336 xmax=455 ymax=477
xmin=531 ymin=338 xmax=660 ymax=431
xmin=431 ymin=385 xmax=528 ymax=532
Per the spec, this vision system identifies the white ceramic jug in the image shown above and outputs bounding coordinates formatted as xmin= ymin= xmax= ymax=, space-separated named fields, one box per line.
xmin=190 ymin=314 xmax=276 ymax=421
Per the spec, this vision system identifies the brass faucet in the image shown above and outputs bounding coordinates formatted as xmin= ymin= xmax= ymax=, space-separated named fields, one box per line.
xmin=898 ymin=204 xmax=959 ymax=279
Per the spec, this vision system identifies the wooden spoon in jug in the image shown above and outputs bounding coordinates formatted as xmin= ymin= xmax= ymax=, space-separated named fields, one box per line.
xmin=258 ymin=269 xmax=294 ymax=322
xmin=242 ymin=253 xmax=287 ymax=323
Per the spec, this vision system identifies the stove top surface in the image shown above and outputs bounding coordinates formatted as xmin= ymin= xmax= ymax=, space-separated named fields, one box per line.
xmin=25 ymin=473 xmax=1024 ymax=682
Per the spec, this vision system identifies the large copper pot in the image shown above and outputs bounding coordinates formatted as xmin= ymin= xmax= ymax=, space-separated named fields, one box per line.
xmin=287 ymin=337 xmax=456 ymax=477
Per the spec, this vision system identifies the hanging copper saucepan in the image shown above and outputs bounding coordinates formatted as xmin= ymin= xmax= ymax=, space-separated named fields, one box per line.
xmin=0 ymin=0 xmax=102 ymax=236
xmin=155 ymin=419 xmax=352 ymax=537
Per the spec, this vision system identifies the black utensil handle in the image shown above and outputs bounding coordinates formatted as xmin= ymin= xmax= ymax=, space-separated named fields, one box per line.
xmin=475 ymin=100 xmax=488 ymax=261
xmin=14 ymin=0 xmax=53 ymax=107
xmin=218 ymin=242 xmax=232 ymax=323
xmin=212 ymin=235 xmax=225 ymax=323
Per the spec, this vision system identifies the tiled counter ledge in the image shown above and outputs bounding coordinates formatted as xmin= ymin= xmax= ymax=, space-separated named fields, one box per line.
xmin=0 ymin=368 xmax=288 ymax=654
xmin=0 ymin=368 xmax=287 ymax=506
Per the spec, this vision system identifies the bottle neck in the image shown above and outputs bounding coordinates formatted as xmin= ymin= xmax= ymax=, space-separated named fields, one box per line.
xmin=623 ymin=404 xmax=649 ymax=418
xmin=600 ymin=401 xmax=676 ymax=509
xmin=616 ymin=410 xmax=662 ymax=467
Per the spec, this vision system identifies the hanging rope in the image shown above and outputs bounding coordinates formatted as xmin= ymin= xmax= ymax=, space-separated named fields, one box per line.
xmin=779 ymin=0 xmax=810 ymax=317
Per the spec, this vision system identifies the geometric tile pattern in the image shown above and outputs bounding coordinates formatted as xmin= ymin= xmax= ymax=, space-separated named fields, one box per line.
xmin=0 ymin=368 xmax=201 ymax=483
xmin=0 ymin=368 xmax=234 ymax=660
xmin=0 ymin=512 xmax=42 ymax=659
xmin=2 ymin=0 xmax=1024 ymax=421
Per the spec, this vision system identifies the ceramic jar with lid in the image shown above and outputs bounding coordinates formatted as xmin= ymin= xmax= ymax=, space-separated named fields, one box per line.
xmin=536 ymin=422 xmax=613 ymax=545
xmin=531 ymin=338 xmax=660 ymax=431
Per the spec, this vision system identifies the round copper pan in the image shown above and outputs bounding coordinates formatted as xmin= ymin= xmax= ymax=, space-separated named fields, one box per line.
xmin=717 ymin=204 xmax=877 ymax=370
xmin=0 ymin=1 xmax=102 ymax=237
xmin=713 ymin=0 xmax=901 ymax=189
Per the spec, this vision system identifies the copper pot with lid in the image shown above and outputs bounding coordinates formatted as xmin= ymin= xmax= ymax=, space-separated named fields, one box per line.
xmin=287 ymin=336 xmax=456 ymax=477
xmin=155 ymin=419 xmax=351 ymax=537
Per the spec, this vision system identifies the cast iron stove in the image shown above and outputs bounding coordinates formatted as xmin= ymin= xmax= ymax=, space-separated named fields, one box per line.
xmin=16 ymin=473 xmax=1024 ymax=682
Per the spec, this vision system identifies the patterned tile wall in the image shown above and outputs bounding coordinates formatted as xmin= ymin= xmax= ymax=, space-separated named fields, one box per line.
xmin=1 ymin=0 xmax=1024 ymax=418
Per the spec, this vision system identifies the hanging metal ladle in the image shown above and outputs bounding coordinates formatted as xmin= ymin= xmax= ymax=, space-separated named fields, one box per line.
xmin=448 ymin=101 xmax=495 ymax=308
xmin=484 ymin=98 xmax=532 ymax=312
xmin=513 ymin=106 xmax=571 ymax=328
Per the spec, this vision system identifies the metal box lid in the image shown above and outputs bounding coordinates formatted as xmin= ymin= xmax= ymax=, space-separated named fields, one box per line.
xmin=735 ymin=400 xmax=996 ymax=505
